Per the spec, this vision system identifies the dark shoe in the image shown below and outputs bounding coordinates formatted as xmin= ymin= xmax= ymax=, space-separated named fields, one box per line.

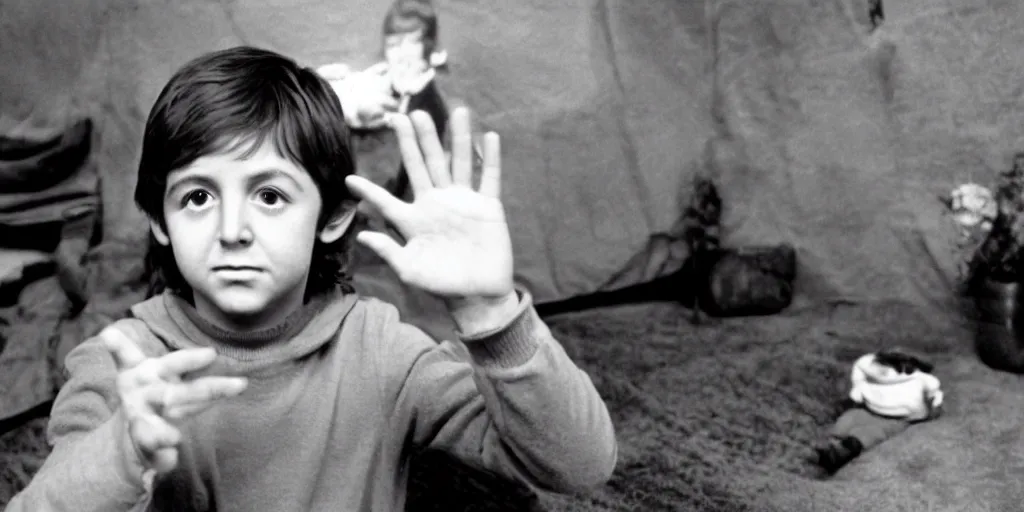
xmin=816 ymin=436 xmax=864 ymax=474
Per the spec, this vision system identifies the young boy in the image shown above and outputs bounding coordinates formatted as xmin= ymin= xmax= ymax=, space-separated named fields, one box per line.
xmin=5 ymin=46 xmax=617 ymax=511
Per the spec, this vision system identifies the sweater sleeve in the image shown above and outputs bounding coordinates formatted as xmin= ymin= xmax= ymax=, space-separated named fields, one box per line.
xmin=5 ymin=320 xmax=163 ymax=512
xmin=378 ymin=289 xmax=618 ymax=493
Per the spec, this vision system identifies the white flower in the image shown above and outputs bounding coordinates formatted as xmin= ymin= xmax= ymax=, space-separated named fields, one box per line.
xmin=948 ymin=183 xmax=997 ymax=230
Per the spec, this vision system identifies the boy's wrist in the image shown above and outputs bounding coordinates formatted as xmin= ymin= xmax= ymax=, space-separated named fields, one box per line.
xmin=447 ymin=290 xmax=520 ymax=337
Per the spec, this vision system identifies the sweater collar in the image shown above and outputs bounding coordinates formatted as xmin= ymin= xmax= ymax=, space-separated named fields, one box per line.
xmin=130 ymin=288 xmax=359 ymax=370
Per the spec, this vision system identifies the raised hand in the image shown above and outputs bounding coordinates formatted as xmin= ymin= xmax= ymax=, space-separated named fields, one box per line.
xmin=344 ymin=107 xmax=514 ymax=302
xmin=102 ymin=327 xmax=248 ymax=475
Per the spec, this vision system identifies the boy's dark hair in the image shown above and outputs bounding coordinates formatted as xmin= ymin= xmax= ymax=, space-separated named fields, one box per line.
xmin=382 ymin=0 xmax=439 ymax=58
xmin=135 ymin=46 xmax=359 ymax=300
xmin=874 ymin=350 xmax=934 ymax=374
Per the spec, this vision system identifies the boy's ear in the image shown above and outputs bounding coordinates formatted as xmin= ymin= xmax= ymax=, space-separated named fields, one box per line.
xmin=318 ymin=207 xmax=357 ymax=244
xmin=150 ymin=219 xmax=171 ymax=246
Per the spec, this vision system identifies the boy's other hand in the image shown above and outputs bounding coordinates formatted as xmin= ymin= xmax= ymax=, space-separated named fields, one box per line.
xmin=101 ymin=327 xmax=248 ymax=475
xmin=345 ymin=107 xmax=514 ymax=303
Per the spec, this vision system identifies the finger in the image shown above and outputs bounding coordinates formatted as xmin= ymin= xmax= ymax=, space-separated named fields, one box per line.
xmin=153 ymin=348 xmax=218 ymax=380
xmin=355 ymin=231 xmax=406 ymax=273
xmin=139 ymin=383 xmax=171 ymax=413
xmin=164 ymin=402 xmax=215 ymax=420
xmin=345 ymin=175 xmax=410 ymax=223
xmin=411 ymin=110 xmax=450 ymax=187
xmin=137 ymin=416 xmax=181 ymax=475
xmin=132 ymin=413 xmax=181 ymax=450
xmin=478 ymin=132 xmax=502 ymax=198
xmin=391 ymin=115 xmax=432 ymax=195
xmin=162 ymin=377 xmax=249 ymax=419
xmin=121 ymin=358 xmax=169 ymax=389
xmin=152 ymin=448 xmax=180 ymax=475
xmin=130 ymin=412 xmax=181 ymax=474
xmin=450 ymin=108 xmax=473 ymax=187
xmin=101 ymin=327 xmax=148 ymax=370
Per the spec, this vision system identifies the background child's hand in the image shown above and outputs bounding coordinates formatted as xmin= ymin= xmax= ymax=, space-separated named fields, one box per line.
xmin=345 ymin=107 xmax=514 ymax=302
xmin=319 ymin=62 xmax=399 ymax=130
xmin=101 ymin=328 xmax=248 ymax=475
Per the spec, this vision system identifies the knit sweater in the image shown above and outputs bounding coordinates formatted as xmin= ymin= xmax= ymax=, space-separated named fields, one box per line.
xmin=848 ymin=353 xmax=943 ymax=421
xmin=5 ymin=288 xmax=617 ymax=511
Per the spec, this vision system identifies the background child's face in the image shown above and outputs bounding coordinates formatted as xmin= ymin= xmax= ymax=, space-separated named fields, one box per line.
xmin=151 ymin=140 xmax=335 ymax=329
xmin=384 ymin=29 xmax=427 ymax=71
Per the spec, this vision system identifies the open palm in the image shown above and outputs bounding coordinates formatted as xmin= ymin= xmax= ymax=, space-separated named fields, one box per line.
xmin=345 ymin=108 xmax=514 ymax=300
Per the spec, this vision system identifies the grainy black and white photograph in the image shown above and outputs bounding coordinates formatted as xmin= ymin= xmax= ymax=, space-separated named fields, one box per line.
xmin=1 ymin=0 xmax=1023 ymax=510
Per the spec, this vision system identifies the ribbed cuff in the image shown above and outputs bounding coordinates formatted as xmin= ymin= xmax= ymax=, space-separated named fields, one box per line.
xmin=460 ymin=289 xmax=541 ymax=369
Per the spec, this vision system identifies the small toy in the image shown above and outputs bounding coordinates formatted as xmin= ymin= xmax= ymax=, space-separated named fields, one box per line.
xmin=815 ymin=350 xmax=943 ymax=474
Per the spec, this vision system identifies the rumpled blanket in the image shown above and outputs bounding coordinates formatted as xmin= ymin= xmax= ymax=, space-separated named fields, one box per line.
xmin=0 ymin=119 xmax=107 ymax=422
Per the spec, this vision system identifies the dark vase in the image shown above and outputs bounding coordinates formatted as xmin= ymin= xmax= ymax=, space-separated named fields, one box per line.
xmin=972 ymin=277 xmax=1024 ymax=373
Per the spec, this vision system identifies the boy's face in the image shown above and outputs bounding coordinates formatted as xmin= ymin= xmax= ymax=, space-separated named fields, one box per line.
xmin=151 ymin=139 xmax=352 ymax=331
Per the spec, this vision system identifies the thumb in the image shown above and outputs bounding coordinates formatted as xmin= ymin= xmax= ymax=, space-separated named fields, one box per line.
xmin=101 ymin=327 xmax=148 ymax=370
xmin=356 ymin=231 xmax=405 ymax=270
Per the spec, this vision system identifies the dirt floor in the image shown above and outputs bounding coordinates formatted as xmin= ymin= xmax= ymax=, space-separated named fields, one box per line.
xmin=7 ymin=295 xmax=1011 ymax=512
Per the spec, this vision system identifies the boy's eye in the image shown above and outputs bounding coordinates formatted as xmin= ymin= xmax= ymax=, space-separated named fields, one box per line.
xmin=257 ymin=188 xmax=285 ymax=207
xmin=183 ymin=190 xmax=211 ymax=208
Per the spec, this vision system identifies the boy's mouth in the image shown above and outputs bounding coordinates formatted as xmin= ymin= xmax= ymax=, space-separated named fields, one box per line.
xmin=212 ymin=265 xmax=264 ymax=276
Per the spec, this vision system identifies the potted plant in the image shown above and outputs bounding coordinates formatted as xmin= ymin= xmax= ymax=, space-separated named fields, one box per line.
xmin=944 ymin=152 xmax=1024 ymax=372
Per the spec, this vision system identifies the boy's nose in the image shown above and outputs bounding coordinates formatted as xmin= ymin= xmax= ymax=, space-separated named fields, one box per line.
xmin=218 ymin=202 xmax=253 ymax=246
